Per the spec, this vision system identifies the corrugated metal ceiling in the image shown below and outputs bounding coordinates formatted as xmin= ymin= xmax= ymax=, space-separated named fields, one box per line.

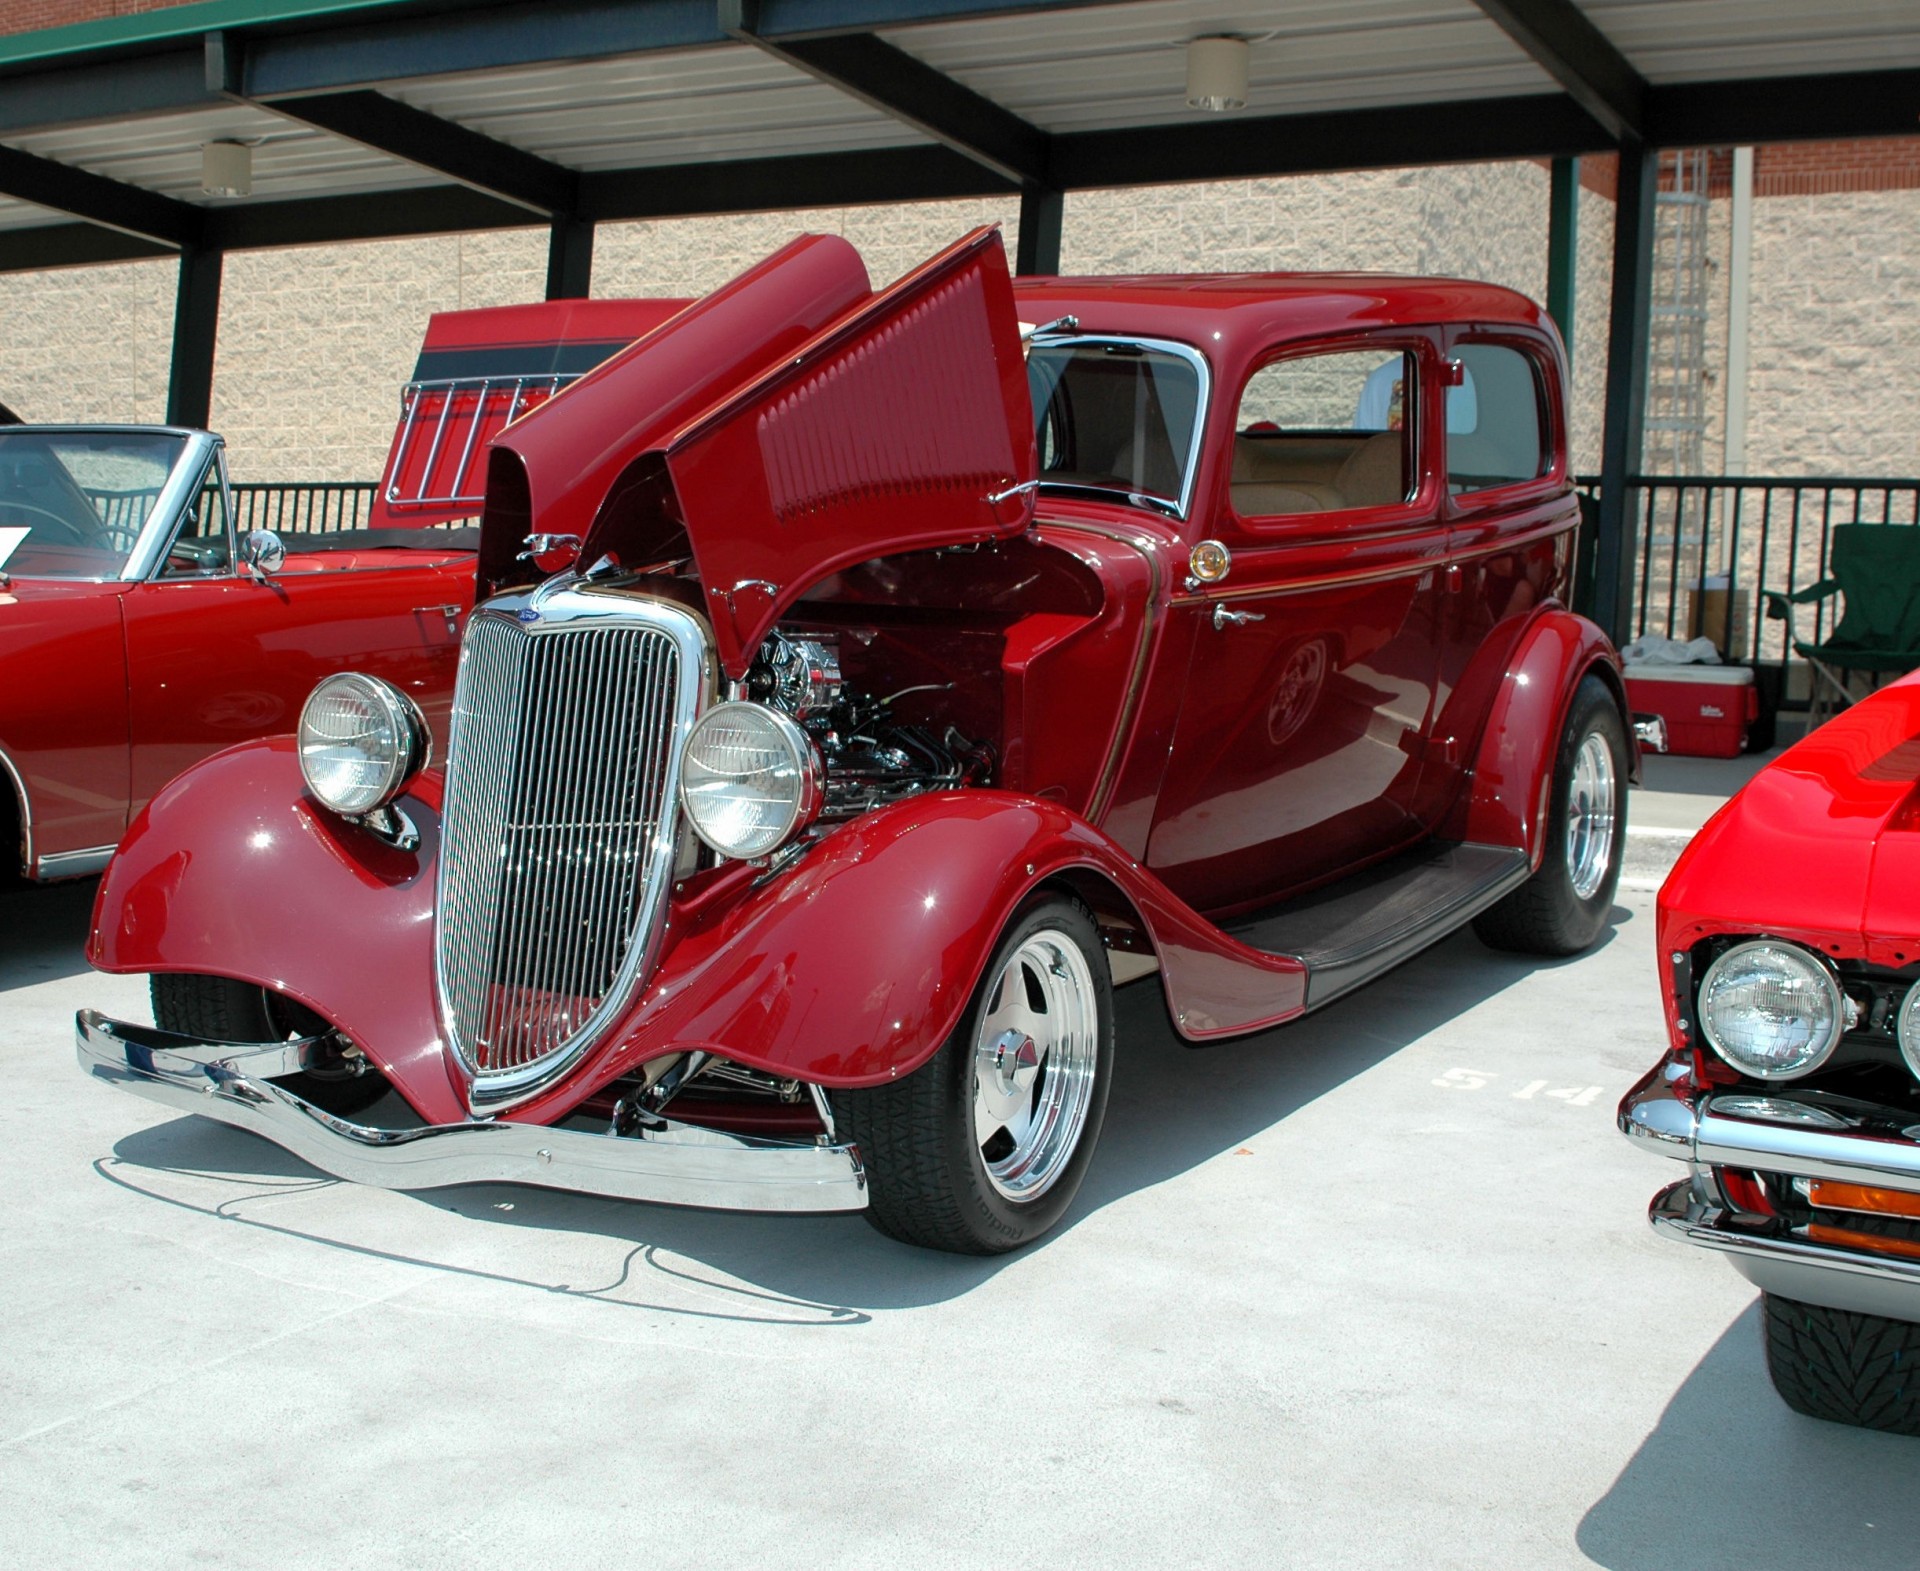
xmin=1586 ymin=0 xmax=1920 ymax=85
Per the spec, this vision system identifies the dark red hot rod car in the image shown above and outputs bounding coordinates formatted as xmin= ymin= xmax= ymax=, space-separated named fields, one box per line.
xmin=79 ymin=228 xmax=1634 ymax=1254
xmin=1622 ymin=673 xmax=1920 ymax=1435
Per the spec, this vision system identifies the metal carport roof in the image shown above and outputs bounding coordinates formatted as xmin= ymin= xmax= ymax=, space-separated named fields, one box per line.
xmin=0 ymin=0 xmax=1916 ymax=640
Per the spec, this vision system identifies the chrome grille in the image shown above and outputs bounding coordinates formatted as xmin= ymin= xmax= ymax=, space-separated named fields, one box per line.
xmin=435 ymin=591 xmax=706 ymax=1106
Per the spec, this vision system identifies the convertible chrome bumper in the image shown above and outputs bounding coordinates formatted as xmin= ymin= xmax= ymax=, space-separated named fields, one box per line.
xmin=76 ymin=1010 xmax=867 ymax=1214
xmin=1621 ymin=1051 xmax=1920 ymax=1321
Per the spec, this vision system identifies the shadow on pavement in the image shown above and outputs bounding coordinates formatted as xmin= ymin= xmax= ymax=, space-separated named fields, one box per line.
xmin=1578 ymin=1302 xmax=1920 ymax=1570
xmin=101 ymin=908 xmax=1633 ymax=1317
xmin=0 ymin=876 xmax=100 ymax=987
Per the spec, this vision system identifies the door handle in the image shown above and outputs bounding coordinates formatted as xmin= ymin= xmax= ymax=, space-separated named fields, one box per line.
xmin=420 ymin=603 xmax=462 ymax=636
xmin=1213 ymin=604 xmax=1266 ymax=630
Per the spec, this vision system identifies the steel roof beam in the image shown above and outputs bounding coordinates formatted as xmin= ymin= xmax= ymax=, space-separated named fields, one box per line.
xmin=0 ymin=222 xmax=174 ymax=270
xmin=1051 ymin=93 xmax=1610 ymax=189
xmin=0 ymin=49 xmax=208 ymax=135
xmin=1646 ymin=68 xmax=1920 ymax=146
xmin=583 ymin=143 xmax=1014 ymax=220
xmin=201 ymin=184 xmax=534 ymax=249
xmin=1469 ymin=0 xmax=1645 ymax=141
xmin=723 ymin=3 xmax=1052 ymax=185
xmin=0 ymin=142 xmax=201 ymax=246
xmin=249 ymin=90 xmax=581 ymax=216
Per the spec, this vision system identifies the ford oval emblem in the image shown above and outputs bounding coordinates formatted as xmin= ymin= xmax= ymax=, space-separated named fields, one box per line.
xmin=517 ymin=607 xmax=541 ymax=625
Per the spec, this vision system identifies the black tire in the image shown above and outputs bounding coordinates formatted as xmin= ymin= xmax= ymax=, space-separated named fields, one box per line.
xmin=1473 ymin=674 xmax=1627 ymax=956
xmin=151 ymin=973 xmax=389 ymax=1117
xmin=830 ymin=895 xmax=1114 ymax=1255
xmin=1763 ymin=1292 xmax=1920 ymax=1436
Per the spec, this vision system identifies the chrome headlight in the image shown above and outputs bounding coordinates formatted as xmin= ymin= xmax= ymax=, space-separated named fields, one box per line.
xmin=1697 ymin=940 xmax=1846 ymax=1080
xmin=297 ymin=673 xmax=427 ymax=816
xmin=1897 ymin=983 xmax=1920 ymax=1081
xmin=679 ymin=701 xmax=823 ymax=860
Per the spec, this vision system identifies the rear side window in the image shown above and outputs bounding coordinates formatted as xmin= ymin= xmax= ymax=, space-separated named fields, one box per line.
xmin=1446 ymin=344 xmax=1546 ymax=494
xmin=1230 ymin=348 xmax=1414 ymax=519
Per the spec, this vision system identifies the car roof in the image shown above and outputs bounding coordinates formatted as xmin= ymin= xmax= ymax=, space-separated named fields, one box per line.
xmin=1012 ymin=273 xmax=1553 ymax=361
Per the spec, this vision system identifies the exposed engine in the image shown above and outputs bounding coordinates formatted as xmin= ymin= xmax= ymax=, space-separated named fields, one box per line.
xmin=743 ymin=628 xmax=992 ymax=818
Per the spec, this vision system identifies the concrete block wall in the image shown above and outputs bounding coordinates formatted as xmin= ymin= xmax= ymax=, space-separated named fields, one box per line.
xmin=0 ymin=165 xmax=1911 ymax=486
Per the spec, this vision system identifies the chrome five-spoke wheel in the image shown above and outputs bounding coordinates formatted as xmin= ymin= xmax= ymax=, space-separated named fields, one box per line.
xmin=1565 ymin=731 xmax=1618 ymax=901
xmin=831 ymin=894 xmax=1115 ymax=1254
xmin=971 ymin=929 xmax=1102 ymax=1203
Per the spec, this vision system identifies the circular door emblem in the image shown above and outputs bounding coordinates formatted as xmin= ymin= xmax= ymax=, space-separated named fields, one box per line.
xmin=1267 ymin=638 xmax=1329 ymax=746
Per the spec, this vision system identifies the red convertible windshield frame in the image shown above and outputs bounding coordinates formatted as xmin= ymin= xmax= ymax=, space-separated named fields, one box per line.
xmin=1027 ymin=333 xmax=1211 ymax=520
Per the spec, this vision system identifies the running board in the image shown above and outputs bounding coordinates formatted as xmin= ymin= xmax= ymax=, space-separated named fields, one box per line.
xmin=1223 ymin=841 xmax=1530 ymax=1010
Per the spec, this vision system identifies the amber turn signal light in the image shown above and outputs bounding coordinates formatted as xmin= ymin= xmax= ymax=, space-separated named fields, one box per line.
xmin=1804 ymin=1180 xmax=1920 ymax=1220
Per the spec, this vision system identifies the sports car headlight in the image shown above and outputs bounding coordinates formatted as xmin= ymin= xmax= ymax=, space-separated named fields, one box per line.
xmin=1897 ymin=983 xmax=1920 ymax=1082
xmin=1697 ymin=940 xmax=1845 ymax=1080
xmin=297 ymin=673 xmax=427 ymax=817
xmin=679 ymin=701 xmax=823 ymax=860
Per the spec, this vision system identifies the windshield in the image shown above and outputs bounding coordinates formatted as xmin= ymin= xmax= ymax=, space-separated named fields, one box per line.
xmin=1027 ymin=338 xmax=1204 ymax=514
xmin=0 ymin=429 xmax=188 ymax=580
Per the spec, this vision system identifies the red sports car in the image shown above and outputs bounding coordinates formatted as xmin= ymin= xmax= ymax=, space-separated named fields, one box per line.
xmin=1622 ymin=672 xmax=1920 ymax=1434
xmin=78 ymin=227 xmax=1635 ymax=1254
xmin=0 ymin=424 xmax=474 ymax=883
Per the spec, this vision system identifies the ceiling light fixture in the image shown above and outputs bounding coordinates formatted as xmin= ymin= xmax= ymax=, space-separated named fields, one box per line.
xmin=201 ymin=140 xmax=253 ymax=198
xmin=1185 ymin=36 xmax=1249 ymax=112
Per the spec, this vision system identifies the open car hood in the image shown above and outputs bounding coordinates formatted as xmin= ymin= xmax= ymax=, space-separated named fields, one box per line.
xmin=484 ymin=227 xmax=1036 ymax=675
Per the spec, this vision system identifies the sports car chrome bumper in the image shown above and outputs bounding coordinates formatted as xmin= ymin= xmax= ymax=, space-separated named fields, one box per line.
xmin=1621 ymin=1051 xmax=1920 ymax=1321
xmin=76 ymin=1010 xmax=868 ymax=1213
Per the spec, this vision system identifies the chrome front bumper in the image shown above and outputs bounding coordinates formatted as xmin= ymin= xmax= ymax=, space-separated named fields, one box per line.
xmin=1621 ymin=1052 xmax=1920 ymax=1321
xmin=76 ymin=1010 xmax=868 ymax=1214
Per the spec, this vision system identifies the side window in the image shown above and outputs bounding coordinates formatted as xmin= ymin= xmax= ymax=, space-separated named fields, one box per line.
xmin=158 ymin=466 xmax=233 ymax=578
xmin=1446 ymin=344 xmax=1546 ymax=495
xmin=1231 ymin=348 xmax=1414 ymax=519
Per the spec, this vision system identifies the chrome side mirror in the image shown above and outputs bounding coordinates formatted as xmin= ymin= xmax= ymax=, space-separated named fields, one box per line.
xmin=242 ymin=528 xmax=286 ymax=581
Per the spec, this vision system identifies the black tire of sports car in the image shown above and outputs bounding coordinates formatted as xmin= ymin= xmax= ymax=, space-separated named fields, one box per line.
xmin=150 ymin=973 xmax=390 ymax=1117
xmin=829 ymin=895 xmax=1114 ymax=1255
xmin=1763 ymin=1292 xmax=1920 ymax=1435
xmin=1473 ymin=674 xmax=1628 ymax=956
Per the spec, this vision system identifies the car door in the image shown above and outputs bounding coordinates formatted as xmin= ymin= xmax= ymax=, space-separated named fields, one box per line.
xmin=1422 ymin=331 xmax=1577 ymax=822
xmin=120 ymin=456 xmax=467 ymax=812
xmin=1146 ymin=334 xmax=1450 ymax=914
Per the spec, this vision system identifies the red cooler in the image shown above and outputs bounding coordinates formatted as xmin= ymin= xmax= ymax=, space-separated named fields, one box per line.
xmin=1623 ymin=664 xmax=1759 ymax=758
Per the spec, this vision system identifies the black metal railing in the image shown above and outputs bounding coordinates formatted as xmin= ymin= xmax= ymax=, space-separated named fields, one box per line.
xmin=230 ymin=481 xmax=379 ymax=535
xmin=1578 ymin=475 xmax=1920 ymax=667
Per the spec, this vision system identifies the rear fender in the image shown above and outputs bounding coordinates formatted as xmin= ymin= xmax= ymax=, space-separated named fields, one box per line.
xmin=1441 ymin=608 xmax=1628 ymax=868
xmin=87 ymin=739 xmax=467 ymax=1124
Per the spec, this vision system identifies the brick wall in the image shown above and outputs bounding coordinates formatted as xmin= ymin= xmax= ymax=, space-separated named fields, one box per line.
xmin=0 ymin=0 xmax=191 ymax=34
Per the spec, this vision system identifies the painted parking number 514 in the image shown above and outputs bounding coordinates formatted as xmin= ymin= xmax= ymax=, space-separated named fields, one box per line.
xmin=1432 ymin=1069 xmax=1601 ymax=1106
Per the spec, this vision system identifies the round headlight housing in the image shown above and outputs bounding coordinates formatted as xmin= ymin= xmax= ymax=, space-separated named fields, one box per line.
xmin=1896 ymin=983 xmax=1920 ymax=1082
xmin=679 ymin=701 xmax=823 ymax=860
xmin=1697 ymin=939 xmax=1845 ymax=1080
xmin=297 ymin=673 xmax=427 ymax=817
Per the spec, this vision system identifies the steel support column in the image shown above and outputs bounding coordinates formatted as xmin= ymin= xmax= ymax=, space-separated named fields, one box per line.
xmin=546 ymin=215 xmax=594 ymax=299
xmin=1016 ymin=187 xmax=1062 ymax=275
xmin=166 ymin=244 xmax=223 ymax=430
xmin=1592 ymin=144 xmax=1657 ymax=644
xmin=1546 ymin=155 xmax=1578 ymax=364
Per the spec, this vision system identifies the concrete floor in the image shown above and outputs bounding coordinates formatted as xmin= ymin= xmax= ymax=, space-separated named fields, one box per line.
xmin=4 ymin=830 xmax=1915 ymax=1568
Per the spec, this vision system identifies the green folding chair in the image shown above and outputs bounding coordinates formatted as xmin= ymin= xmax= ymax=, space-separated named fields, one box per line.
xmin=1764 ymin=524 xmax=1920 ymax=727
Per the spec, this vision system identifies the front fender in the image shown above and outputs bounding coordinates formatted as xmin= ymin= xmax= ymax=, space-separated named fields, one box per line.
xmin=88 ymin=738 xmax=469 ymax=1124
xmin=90 ymin=751 xmax=1312 ymax=1124
xmin=536 ymin=791 xmax=1310 ymax=1116
xmin=1441 ymin=607 xmax=1627 ymax=867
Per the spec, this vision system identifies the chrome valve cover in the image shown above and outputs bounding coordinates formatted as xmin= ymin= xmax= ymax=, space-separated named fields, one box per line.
xmin=434 ymin=585 xmax=710 ymax=1110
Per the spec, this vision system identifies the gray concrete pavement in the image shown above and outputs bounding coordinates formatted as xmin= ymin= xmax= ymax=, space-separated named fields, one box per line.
xmin=3 ymin=847 xmax=1914 ymax=1569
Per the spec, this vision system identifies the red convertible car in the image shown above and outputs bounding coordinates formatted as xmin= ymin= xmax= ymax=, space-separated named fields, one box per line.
xmin=79 ymin=227 xmax=1634 ymax=1254
xmin=1621 ymin=673 xmax=1920 ymax=1435
xmin=0 ymin=424 xmax=475 ymax=883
